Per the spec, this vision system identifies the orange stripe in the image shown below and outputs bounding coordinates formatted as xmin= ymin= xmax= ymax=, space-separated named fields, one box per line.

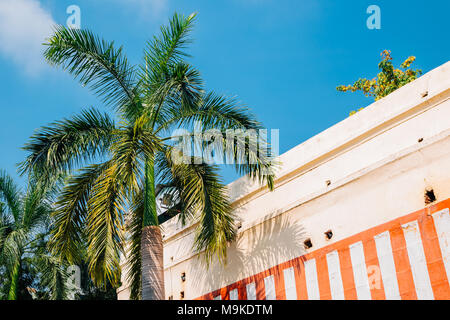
xmin=418 ymin=212 xmax=450 ymax=300
xmin=274 ymin=265 xmax=287 ymax=300
xmin=316 ymin=255 xmax=332 ymax=300
xmin=338 ymin=247 xmax=358 ymax=300
xmin=220 ymin=287 xmax=228 ymax=300
xmin=294 ymin=257 xmax=308 ymax=300
xmin=238 ymin=280 xmax=247 ymax=300
xmin=363 ymin=238 xmax=386 ymax=300
xmin=255 ymin=273 xmax=265 ymax=300
xmin=255 ymin=271 xmax=269 ymax=300
xmin=390 ymin=226 xmax=417 ymax=300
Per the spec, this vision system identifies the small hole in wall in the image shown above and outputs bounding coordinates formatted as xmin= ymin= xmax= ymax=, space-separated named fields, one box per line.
xmin=421 ymin=91 xmax=429 ymax=98
xmin=180 ymin=291 xmax=185 ymax=299
xmin=304 ymin=239 xmax=313 ymax=249
xmin=181 ymin=272 xmax=186 ymax=282
xmin=237 ymin=221 xmax=242 ymax=229
xmin=425 ymin=189 xmax=436 ymax=205
xmin=325 ymin=230 xmax=333 ymax=240
xmin=326 ymin=180 xmax=331 ymax=187
xmin=168 ymin=295 xmax=173 ymax=300
xmin=418 ymin=138 xmax=424 ymax=143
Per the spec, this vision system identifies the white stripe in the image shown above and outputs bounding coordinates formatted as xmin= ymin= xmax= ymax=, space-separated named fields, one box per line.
xmin=374 ymin=231 xmax=401 ymax=300
xmin=304 ymin=259 xmax=320 ymax=300
xmin=264 ymin=275 xmax=276 ymax=300
xmin=246 ymin=282 xmax=256 ymax=300
xmin=283 ymin=267 xmax=297 ymax=300
xmin=402 ymin=220 xmax=434 ymax=300
xmin=432 ymin=208 xmax=450 ymax=283
xmin=229 ymin=289 xmax=238 ymax=300
xmin=326 ymin=250 xmax=345 ymax=300
xmin=349 ymin=242 xmax=372 ymax=300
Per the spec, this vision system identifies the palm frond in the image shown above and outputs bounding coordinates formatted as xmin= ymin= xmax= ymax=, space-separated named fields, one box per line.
xmin=0 ymin=209 xmax=12 ymax=251
xmin=148 ymin=62 xmax=204 ymax=128
xmin=0 ymin=229 xmax=26 ymax=272
xmin=44 ymin=26 xmax=137 ymax=111
xmin=49 ymin=161 xmax=113 ymax=264
xmin=35 ymin=254 xmax=69 ymax=300
xmin=156 ymin=91 xmax=261 ymax=133
xmin=137 ymin=13 xmax=198 ymax=121
xmin=86 ymin=164 xmax=125 ymax=288
xmin=22 ymin=200 xmax=52 ymax=233
xmin=21 ymin=181 xmax=53 ymax=231
xmin=142 ymin=12 xmax=197 ymax=81
xmin=186 ymin=164 xmax=236 ymax=264
xmin=110 ymin=115 xmax=161 ymax=196
xmin=217 ymin=129 xmax=276 ymax=190
xmin=20 ymin=108 xmax=116 ymax=180
xmin=0 ymin=171 xmax=22 ymax=223
xmin=159 ymin=92 xmax=276 ymax=189
xmin=158 ymin=148 xmax=236 ymax=264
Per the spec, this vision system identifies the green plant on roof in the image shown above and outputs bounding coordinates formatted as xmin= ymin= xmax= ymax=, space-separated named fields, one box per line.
xmin=337 ymin=50 xmax=422 ymax=116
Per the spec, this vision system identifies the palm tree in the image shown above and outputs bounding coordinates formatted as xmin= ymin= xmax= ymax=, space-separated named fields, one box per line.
xmin=0 ymin=171 xmax=69 ymax=300
xmin=21 ymin=13 xmax=274 ymax=300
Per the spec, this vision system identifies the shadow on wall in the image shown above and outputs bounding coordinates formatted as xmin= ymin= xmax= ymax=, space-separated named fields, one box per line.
xmin=189 ymin=212 xmax=308 ymax=295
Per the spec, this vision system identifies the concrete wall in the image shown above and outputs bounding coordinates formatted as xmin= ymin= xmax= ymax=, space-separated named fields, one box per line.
xmin=118 ymin=61 xmax=450 ymax=300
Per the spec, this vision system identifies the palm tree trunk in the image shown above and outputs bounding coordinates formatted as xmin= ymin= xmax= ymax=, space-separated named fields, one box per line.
xmin=141 ymin=158 xmax=165 ymax=300
xmin=141 ymin=226 xmax=165 ymax=300
xmin=7 ymin=260 xmax=20 ymax=300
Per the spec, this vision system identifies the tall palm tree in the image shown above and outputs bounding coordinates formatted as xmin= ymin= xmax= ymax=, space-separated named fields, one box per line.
xmin=0 ymin=171 xmax=69 ymax=300
xmin=21 ymin=13 xmax=274 ymax=300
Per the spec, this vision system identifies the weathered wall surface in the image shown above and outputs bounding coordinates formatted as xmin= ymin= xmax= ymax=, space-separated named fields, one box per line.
xmin=118 ymin=61 xmax=450 ymax=300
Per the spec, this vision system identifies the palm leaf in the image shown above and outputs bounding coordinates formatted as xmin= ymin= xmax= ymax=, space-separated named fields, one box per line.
xmin=86 ymin=164 xmax=125 ymax=288
xmin=148 ymin=62 xmax=204 ymax=128
xmin=44 ymin=26 xmax=137 ymax=111
xmin=110 ymin=115 xmax=161 ymax=196
xmin=156 ymin=91 xmax=261 ymax=133
xmin=142 ymin=12 xmax=197 ymax=81
xmin=35 ymin=254 xmax=69 ymax=300
xmin=0 ymin=229 xmax=26 ymax=273
xmin=157 ymin=148 xmax=236 ymax=263
xmin=158 ymin=92 xmax=276 ymax=189
xmin=0 ymin=171 xmax=21 ymax=223
xmin=21 ymin=182 xmax=53 ymax=231
xmin=20 ymin=108 xmax=116 ymax=180
xmin=49 ymin=161 xmax=113 ymax=264
xmin=139 ymin=12 xmax=199 ymax=123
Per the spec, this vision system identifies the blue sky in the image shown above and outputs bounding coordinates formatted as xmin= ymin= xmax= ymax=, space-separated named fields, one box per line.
xmin=0 ymin=0 xmax=449 ymax=186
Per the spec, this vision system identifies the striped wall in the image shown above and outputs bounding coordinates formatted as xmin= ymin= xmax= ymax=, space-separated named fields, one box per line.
xmin=197 ymin=199 xmax=450 ymax=300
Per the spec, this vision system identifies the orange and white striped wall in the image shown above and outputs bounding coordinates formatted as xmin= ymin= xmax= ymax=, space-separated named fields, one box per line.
xmin=198 ymin=199 xmax=450 ymax=300
xmin=117 ymin=62 xmax=450 ymax=301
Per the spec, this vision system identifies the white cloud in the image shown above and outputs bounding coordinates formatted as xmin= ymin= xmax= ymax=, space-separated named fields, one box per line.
xmin=0 ymin=0 xmax=55 ymax=75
